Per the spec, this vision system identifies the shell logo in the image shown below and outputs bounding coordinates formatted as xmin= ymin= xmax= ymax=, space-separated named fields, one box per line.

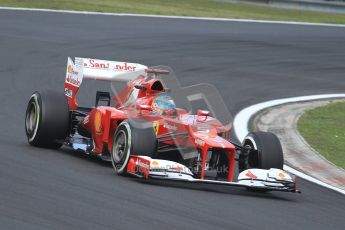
xmin=278 ymin=172 xmax=285 ymax=179
xmin=94 ymin=111 xmax=102 ymax=133
xmin=67 ymin=65 xmax=72 ymax=73
xmin=152 ymin=161 xmax=159 ymax=166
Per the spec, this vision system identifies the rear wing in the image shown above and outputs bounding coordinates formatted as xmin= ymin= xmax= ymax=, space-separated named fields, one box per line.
xmin=64 ymin=57 xmax=147 ymax=109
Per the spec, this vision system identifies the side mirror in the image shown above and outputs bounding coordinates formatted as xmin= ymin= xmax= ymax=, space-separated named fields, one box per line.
xmin=134 ymin=85 xmax=147 ymax=90
xmin=197 ymin=109 xmax=210 ymax=117
xmin=197 ymin=109 xmax=210 ymax=121
xmin=137 ymin=104 xmax=152 ymax=111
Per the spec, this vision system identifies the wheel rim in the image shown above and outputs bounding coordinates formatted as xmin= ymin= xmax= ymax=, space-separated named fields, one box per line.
xmin=244 ymin=136 xmax=257 ymax=150
xmin=113 ymin=130 xmax=127 ymax=164
xmin=244 ymin=137 xmax=259 ymax=168
xmin=25 ymin=100 xmax=39 ymax=139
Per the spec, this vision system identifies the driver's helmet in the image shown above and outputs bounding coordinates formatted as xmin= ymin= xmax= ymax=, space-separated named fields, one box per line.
xmin=152 ymin=94 xmax=176 ymax=113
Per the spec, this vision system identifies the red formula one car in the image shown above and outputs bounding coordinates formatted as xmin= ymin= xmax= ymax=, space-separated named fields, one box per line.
xmin=25 ymin=57 xmax=299 ymax=193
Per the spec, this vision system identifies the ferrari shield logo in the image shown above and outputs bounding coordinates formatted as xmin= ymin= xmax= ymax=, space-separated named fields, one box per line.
xmin=152 ymin=121 xmax=159 ymax=136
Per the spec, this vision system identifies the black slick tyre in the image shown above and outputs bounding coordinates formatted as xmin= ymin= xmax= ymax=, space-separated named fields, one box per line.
xmin=241 ymin=131 xmax=284 ymax=170
xmin=25 ymin=91 xmax=70 ymax=149
xmin=111 ymin=119 xmax=157 ymax=175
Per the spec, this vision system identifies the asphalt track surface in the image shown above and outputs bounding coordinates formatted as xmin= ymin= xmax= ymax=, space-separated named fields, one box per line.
xmin=1 ymin=9 xmax=345 ymax=230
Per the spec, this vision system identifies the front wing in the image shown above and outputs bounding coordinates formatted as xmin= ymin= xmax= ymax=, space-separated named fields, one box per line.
xmin=126 ymin=156 xmax=301 ymax=193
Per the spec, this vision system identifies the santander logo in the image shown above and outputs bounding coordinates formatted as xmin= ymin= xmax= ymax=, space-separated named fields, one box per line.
xmin=86 ymin=59 xmax=110 ymax=69
xmin=85 ymin=59 xmax=137 ymax=71
xmin=66 ymin=75 xmax=81 ymax=86
xmin=66 ymin=64 xmax=81 ymax=86
xmin=114 ymin=62 xmax=137 ymax=71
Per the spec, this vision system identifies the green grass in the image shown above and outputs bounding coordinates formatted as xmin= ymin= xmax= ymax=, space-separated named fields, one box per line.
xmin=1 ymin=0 xmax=345 ymax=24
xmin=298 ymin=101 xmax=345 ymax=169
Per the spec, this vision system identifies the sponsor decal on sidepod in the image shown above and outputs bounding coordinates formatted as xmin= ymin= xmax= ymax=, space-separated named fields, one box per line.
xmin=64 ymin=88 xmax=73 ymax=98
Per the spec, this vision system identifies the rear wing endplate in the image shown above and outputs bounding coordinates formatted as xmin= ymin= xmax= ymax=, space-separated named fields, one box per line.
xmin=64 ymin=57 xmax=147 ymax=109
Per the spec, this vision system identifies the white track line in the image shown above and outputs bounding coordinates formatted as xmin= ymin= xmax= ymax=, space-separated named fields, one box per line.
xmin=233 ymin=94 xmax=345 ymax=195
xmin=1 ymin=6 xmax=345 ymax=27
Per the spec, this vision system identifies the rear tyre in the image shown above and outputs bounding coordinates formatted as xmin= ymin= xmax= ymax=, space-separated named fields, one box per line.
xmin=25 ymin=91 xmax=70 ymax=148
xmin=240 ymin=131 xmax=283 ymax=171
xmin=111 ymin=119 xmax=157 ymax=175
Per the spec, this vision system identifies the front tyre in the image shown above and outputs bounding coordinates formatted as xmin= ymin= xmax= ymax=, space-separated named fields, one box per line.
xmin=111 ymin=119 xmax=157 ymax=175
xmin=240 ymin=131 xmax=284 ymax=171
xmin=111 ymin=122 xmax=132 ymax=174
xmin=25 ymin=91 xmax=70 ymax=148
